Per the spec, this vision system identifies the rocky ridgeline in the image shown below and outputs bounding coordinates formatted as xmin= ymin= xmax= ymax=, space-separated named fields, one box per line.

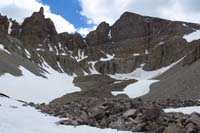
xmin=33 ymin=98 xmax=200 ymax=132
xmin=1 ymin=7 xmax=200 ymax=76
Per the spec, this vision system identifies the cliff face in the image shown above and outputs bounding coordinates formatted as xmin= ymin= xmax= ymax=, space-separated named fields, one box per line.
xmin=1 ymin=8 xmax=200 ymax=76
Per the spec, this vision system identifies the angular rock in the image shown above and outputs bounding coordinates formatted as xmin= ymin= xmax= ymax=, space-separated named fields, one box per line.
xmin=123 ymin=109 xmax=137 ymax=118
xmin=188 ymin=113 xmax=200 ymax=129
xmin=163 ymin=124 xmax=183 ymax=133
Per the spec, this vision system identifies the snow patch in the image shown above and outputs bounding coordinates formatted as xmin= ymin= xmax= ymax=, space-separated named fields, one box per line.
xmin=158 ymin=41 xmax=164 ymax=45
xmin=25 ymin=49 xmax=31 ymax=58
xmin=57 ymin=61 xmax=64 ymax=72
xmin=182 ymin=23 xmax=188 ymax=28
xmin=0 ymin=44 xmax=11 ymax=54
xmin=74 ymin=49 xmax=88 ymax=62
xmin=36 ymin=48 xmax=45 ymax=51
xmin=58 ymin=42 xmax=62 ymax=50
xmin=145 ymin=49 xmax=149 ymax=55
xmin=183 ymin=30 xmax=200 ymax=43
xmin=133 ymin=53 xmax=140 ymax=56
xmin=108 ymin=30 xmax=112 ymax=40
xmin=89 ymin=61 xmax=99 ymax=74
xmin=8 ymin=20 xmax=12 ymax=34
xmin=48 ymin=44 xmax=54 ymax=52
xmin=109 ymin=57 xmax=183 ymax=80
xmin=112 ymin=80 xmax=158 ymax=98
xmin=0 ymin=63 xmax=81 ymax=104
xmin=100 ymin=54 xmax=114 ymax=61
xmin=164 ymin=106 xmax=200 ymax=114
xmin=0 ymin=97 xmax=130 ymax=133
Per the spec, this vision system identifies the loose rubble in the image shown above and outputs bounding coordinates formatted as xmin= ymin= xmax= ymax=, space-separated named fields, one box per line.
xmin=33 ymin=98 xmax=200 ymax=132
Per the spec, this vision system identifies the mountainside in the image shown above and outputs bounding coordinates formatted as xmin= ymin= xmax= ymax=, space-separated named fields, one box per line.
xmin=1 ymin=7 xmax=200 ymax=132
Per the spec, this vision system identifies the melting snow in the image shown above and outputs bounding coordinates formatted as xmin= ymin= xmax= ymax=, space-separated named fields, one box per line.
xmin=164 ymin=106 xmax=200 ymax=114
xmin=0 ymin=63 xmax=81 ymax=104
xmin=0 ymin=44 xmax=11 ymax=54
xmin=183 ymin=30 xmax=200 ymax=43
xmin=0 ymin=97 xmax=131 ymax=133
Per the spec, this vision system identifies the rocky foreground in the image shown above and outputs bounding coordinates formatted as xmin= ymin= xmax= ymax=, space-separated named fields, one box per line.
xmin=33 ymin=98 xmax=200 ymax=133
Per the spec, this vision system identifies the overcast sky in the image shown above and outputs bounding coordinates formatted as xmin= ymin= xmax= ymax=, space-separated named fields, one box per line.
xmin=0 ymin=0 xmax=200 ymax=35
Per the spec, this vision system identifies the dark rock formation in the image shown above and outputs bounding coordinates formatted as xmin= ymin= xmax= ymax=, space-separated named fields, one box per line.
xmin=0 ymin=15 xmax=9 ymax=34
xmin=20 ymin=7 xmax=57 ymax=48
xmin=58 ymin=32 xmax=86 ymax=50
xmin=10 ymin=19 xmax=21 ymax=38
xmin=86 ymin=22 xmax=110 ymax=46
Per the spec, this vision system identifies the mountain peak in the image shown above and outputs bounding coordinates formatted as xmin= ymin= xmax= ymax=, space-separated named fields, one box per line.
xmin=39 ymin=7 xmax=44 ymax=14
xmin=32 ymin=7 xmax=45 ymax=19
xmin=120 ymin=11 xmax=142 ymax=18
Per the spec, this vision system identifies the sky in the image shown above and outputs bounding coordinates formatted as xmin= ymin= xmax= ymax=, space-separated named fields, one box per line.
xmin=0 ymin=0 xmax=200 ymax=36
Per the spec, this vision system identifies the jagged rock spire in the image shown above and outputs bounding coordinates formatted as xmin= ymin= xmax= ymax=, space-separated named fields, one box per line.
xmin=0 ymin=15 xmax=9 ymax=34
xmin=39 ymin=7 xmax=44 ymax=14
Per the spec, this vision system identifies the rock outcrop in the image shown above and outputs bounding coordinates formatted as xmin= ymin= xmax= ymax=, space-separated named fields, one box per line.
xmin=20 ymin=7 xmax=57 ymax=47
xmin=86 ymin=22 xmax=110 ymax=46
xmin=0 ymin=15 xmax=9 ymax=34
xmin=10 ymin=19 xmax=21 ymax=38
xmin=58 ymin=32 xmax=87 ymax=50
